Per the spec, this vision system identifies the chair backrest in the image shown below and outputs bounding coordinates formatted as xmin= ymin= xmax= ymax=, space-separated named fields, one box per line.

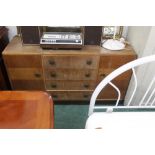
xmin=88 ymin=54 xmax=155 ymax=116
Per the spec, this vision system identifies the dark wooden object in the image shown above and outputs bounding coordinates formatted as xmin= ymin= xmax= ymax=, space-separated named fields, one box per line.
xmin=84 ymin=26 xmax=102 ymax=45
xmin=0 ymin=27 xmax=10 ymax=90
xmin=3 ymin=36 xmax=137 ymax=101
xmin=0 ymin=91 xmax=54 ymax=129
xmin=19 ymin=26 xmax=41 ymax=44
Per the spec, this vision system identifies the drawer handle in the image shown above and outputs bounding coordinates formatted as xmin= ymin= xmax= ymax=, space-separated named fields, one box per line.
xmin=83 ymin=94 xmax=89 ymax=98
xmin=34 ymin=73 xmax=41 ymax=78
xmin=49 ymin=60 xmax=55 ymax=65
xmin=50 ymin=73 xmax=57 ymax=78
xmin=53 ymin=95 xmax=58 ymax=98
xmin=86 ymin=60 xmax=92 ymax=65
xmin=51 ymin=84 xmax=57 ymax=88
xmin=100 ymin=74 xmax=106 ymax=77
xmin=84 ymin=84 xmax=89 ymax=88
xmin=85 ymin=73 xmax=91 ymax=78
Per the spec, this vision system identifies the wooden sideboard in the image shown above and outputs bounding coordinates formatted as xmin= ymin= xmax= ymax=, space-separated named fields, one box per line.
xmin=3 ymin=36 xmax=137 ymax=101
xmin=0 ymin=26 xmax=10 ymax=90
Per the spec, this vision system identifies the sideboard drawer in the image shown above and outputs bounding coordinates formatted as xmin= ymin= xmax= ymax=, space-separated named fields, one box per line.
xmin=98 ymin=70 xmax=132 ymax=82
xmin=47 ymin=91 xmax=92 ymax=101
xmin=44 ymin=69 xmax=97 ymax=80
xmin=8 ymin=68 xmax=43 ymax=80
xmin=68 ymin=91 xmax=92 ymax=100
xmin=11 ymin=80 xmax=44 ymax=90
xmin=45 ymin=80 xmax=96 ymax=90
xmin=99 ymin=55 xmax=136 ymax=69
xmin=47 ymin=91 xmax=67 ymax=100
xmin=4 ymin=55 xmax=42 ymax=68
xmin=43 ymin=55 xmax=99 ymax=69
xmin=45 ymin=81 xmax=64 ymax=90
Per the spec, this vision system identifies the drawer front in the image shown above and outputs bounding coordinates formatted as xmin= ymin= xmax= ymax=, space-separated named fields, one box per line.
xmin=99 ymin=55 xmax=136 ymax=69
xmin=44 ymin=69 xmax=97 ymax=80
xmin=8 ymin=68 xmax=43 ymax=80
xmin=97 ymin=82 xmax=128 ymax=100
xmin=45 ymin=81 xmax=64 ymax=90
xmin=47 ymin=91 xmax=67 ymax=100
xmin=45 ymin=80 xmax=96 ymax=90
xmin=68 ymin=91 xmax=92 ymax=100
xmin=3 ymin=55 xmax=42 ymax=68
xmin=47 ymin=91 xmax=92 ymax=101
xmin=11 ymin=80 xmax=44 ymax=90
xmin=43 ymin=55 xmax=99 ymax=69
xmin=98 ymin=70 xmax=132 ymax=82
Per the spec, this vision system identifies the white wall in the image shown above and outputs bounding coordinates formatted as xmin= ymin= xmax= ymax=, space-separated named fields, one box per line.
xmin=7 ymin=26 xmax=17 ymax=41
xmin=122 ymin=26 xmax=128 ymax=39
xmin=126 ymin=26 xmax=151 ymax=56
xmin=125 ymin=26 xmax=155 ymax=105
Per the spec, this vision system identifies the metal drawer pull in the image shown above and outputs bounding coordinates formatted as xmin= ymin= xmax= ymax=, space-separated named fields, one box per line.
xmin=83 ymin=94 xmax=89 ymax=98
xmin=51 ymin=84 xmax=57 ymax=88
xmin=34 ymin=73 xmax=41 ymax=78
xmin=85 ymin=73 xmax=91 ymax=77
xmin=53 ymin=95 xmax=58 ymax=98
xmin=49 ymin=60 xmax=55 ymax=65
xmin=86 ymin=60 xmax=92 ymax=65
xmin=84 ymin=84 xmax=89 ymax=88
xmin=50 ymin=73 xmax=56 ymax=78
xmin=100 ymin=74 xmax=106 ymax=77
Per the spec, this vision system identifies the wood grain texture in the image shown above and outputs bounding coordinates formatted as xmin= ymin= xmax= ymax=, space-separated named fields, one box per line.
xmin=47 ymin=90 xmax=93 ymax=101
xmin=2 ymin=36 xmax=42 ymax=55
xmin=97 ymin=54 xmax=137 ymax=100
xmin=43 ymin=55 xmax=99 ymax=69
xmin=45 ymin=80 xmax=96 ymax=90
xmin=0 ymin=91 xmax=54 ymax=128
xmin=44 ymin=69 xmax=97 ymax=80
xmin=8 ymin=68 xmax=43 ymax=80
xmin=3 ymin=55 xmax=42 ymax=67
xmin=2 ymin=36 xmax=137 ymax=101
xmin=11 ymin=80 xmax=45 ymax=90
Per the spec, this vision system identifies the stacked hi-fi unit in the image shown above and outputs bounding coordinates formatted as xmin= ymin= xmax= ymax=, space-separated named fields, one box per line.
xmin=18 ymin=26 xmax=103 ymax=47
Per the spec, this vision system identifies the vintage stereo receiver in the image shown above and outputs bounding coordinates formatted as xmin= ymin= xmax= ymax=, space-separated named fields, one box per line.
xmin=40 ymin=32 xmax=83 ymax=49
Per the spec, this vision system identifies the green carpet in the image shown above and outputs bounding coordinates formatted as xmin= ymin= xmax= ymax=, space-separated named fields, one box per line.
xmin=54 ymin=104 xmax=88 ymax=129
xmin=54 ymin=101 xmax=155 ymax=129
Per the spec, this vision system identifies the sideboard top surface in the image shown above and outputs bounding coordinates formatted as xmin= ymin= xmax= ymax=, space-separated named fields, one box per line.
xmin=3 ymin=36 xmax=136 ymax=56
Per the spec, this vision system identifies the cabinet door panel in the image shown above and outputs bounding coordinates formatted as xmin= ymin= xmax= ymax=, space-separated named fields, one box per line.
xmin=99 ymin=55 xmax=136 ymax=69
xmin=11 ymin=80 xmax=44 ymax=90
xmin=4 ymin=55 xmax=42 ymax=68
xmin=98 ymin=70 xmax=132 ymax=82
xmin=8 ymin=68 xmax=43 ymax=80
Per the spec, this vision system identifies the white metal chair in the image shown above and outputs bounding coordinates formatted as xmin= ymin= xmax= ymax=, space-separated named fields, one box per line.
xmin=85 ymin=54 xmax=155 ymax=129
